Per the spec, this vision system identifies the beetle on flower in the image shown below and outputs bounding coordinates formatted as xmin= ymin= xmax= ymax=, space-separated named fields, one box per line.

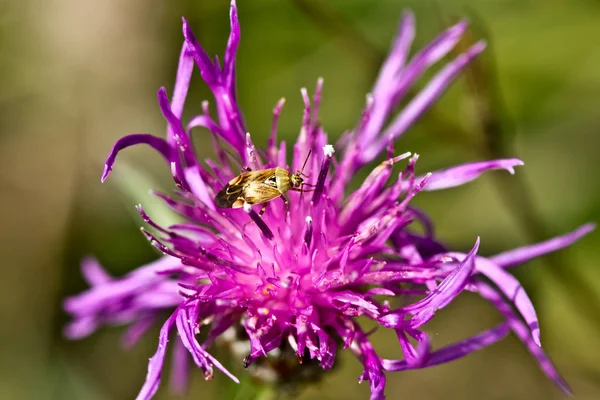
xmin=64 ymin=1 xmax=594 ymax=399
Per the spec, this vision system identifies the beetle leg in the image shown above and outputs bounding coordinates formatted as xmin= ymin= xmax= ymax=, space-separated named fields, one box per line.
xmin=241 ymin=166 xmax=252 ymax=173
xmin=280 ymin=195 xmax=290 ymax=220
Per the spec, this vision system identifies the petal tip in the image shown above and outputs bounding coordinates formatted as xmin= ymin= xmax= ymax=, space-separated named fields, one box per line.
xmin=101 ymin=165 xmax=110 ymax=182
xmin=579 ymin=222 xmax=596 ymax=235
xmin=471 ymin=236 xmax=481 ymax=254
xmin=401 ymin=9 xmax=415 ymax=21
xmin=472 ymin=40 xmax=487 ymax=53
xmin=181 ymin=17 xmax=190 ymax=34
xmin=449 ymin=19 xmax=469 ymax=36
xmin=230 ymin=0 xmax=239 ymax=28
xmin=157 ymin=86 xmax=168 ymax=99
xmin=532 ymin=328 xmax=541 ymax=347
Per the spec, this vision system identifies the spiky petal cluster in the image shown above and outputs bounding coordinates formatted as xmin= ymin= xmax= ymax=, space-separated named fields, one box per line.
xmin=64 ymin=2 xmax=594 ymax=399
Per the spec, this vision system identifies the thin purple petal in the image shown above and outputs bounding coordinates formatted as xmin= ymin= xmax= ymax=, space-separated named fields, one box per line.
xmin=417 ymin=158 xmax=524 ymax=191
xmin=380 ymin=238 xmax=479 ymax=329
xmin=157 ymin=87 xmax=195 ymax=166
xmin=361 ymin=41 xmax=486 ymax=163
xmin=168 ymin=43 xmax=195 ymax=149
xmin=477 ymin=283 xmax=572 ymax=395
xmin=382 ymin=323 xmax=510 ymax=371
xmin=80 ymin=257 xmax=112 ymax=286
xmin=181 ymin=17 xmax=217 ymax=86
xmin=102 ymin=134 xmax=171 ymax=182
xmin=491 ymin=223 xmax=596 ymax=268
xmin=223 ymin=0 xmax=240 ymax=91
xmin=169 ymin=338 xmax=190 ymax=395
xmin=135 ymin=311 xmax=177 ymax=400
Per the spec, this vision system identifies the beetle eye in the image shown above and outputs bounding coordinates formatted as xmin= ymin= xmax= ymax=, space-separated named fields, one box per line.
xmin=292 ymin=175 xmax=302 ymax=187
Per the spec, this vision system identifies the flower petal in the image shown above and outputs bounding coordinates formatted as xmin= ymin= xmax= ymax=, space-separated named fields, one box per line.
xmin=223 ymin=0 xmax=240 ymax=91
xmin=362 ymin=41 xmax=486 ymax=163
xmin=135 ymin=311 xmax=177 ymax=400
xmin=351 ymin=331 xmax=386 ymax=400
xmin=168 ymin=42 xmax=194 ymax=147
xmin=476 ymin=257 xmax=540 ymax=346
xmin=157 ymin=87 xmax=195 ymax=167
xmin=80 ymin=257 xmax=112 ymax=286
xmin=175 ymin=302 xmax=240 ymax=383
xmin=360 ymin=18 xmax=468 ymax=147
xmin=169 ymin=338 xmax=190 ymax=395
xmin=447 ymin=253 xmax=541 ymax=346
xmin=102 ymin=134 xmax=171 ymax=182
xmin=490 ymin=223 xmax=596 ymax=268
xmin=382 ymin=323 xmax=510 ymax=371
xmin=477 ymin=283 xmax=571 ymax=395
xmin=181 ymin=17 xmax=218 ymax=86
xmin=416 ymin=158 xmax=524 ymax=191
xmin=380 ymin=238 xmax=479 ymax=329
xmin=183 ymin=167 xmax=216 ymax=211
xmin=359 ymin=12 xmax=415 ymax=144
xmin=122 ymin=315 xmax=157 ymax=349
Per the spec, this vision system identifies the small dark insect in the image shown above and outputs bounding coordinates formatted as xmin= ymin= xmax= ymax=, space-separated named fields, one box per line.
xmin=214 ymin=151 xmax=312 ymax=215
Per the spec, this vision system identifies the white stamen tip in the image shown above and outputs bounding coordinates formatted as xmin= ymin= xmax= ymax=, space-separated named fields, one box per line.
xmin=323 ymin=144 xmax=335 ymax=157
xmin=201 ymin=100 xmax=209 ymax=113
xmin=243 ymin=203 xmax=252 ymax=213
xmin=305 ymin=216 xmax=312 ymax=223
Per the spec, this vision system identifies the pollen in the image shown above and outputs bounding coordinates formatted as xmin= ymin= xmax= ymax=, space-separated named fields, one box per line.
xmin=257 ymin=307 xmax=270 ymax=316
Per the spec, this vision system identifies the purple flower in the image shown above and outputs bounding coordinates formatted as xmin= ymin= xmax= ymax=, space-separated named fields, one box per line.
xmin=64 ymin=2 xmax=594 ymax=399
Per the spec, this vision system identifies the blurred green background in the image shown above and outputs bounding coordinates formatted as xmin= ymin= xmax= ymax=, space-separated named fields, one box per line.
xmin=1 ymin=0 xmax=599 ymax=399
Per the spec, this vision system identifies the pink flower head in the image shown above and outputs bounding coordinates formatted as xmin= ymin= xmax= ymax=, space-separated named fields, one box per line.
xmin=64 ymin=1 xmax=594 ymax=399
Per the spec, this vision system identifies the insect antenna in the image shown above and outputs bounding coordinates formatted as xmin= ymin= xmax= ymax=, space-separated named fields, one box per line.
xmin=293 ymin=187 xmax=315 ymax=193
xmin=299 ymin=149 xmax=312 ymax=175
xmin=296 ymin=150 xmax=314 ymax=198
